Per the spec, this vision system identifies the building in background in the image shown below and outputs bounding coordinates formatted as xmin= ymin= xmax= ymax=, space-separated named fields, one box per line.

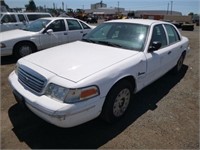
xmin=91 ymin=1 xmax=107 ymax=9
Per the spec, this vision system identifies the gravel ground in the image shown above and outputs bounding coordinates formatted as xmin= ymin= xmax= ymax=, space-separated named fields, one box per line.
xmin=1 ymin=26 xmax=199 ymax=149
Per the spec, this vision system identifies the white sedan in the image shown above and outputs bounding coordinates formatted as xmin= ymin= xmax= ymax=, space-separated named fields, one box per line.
xmin=9 ymin=19 xmax=190 ymax=128
xmin=0 ymin=17 xmax=94 ymax=58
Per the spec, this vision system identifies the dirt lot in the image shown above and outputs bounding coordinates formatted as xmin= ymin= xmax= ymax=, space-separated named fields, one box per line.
xmin=1 ymin=27 xmax=199 ymax=149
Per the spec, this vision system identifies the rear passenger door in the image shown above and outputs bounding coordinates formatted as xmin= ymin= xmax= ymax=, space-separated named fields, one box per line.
xmin=66 ymin=19 xmax=84 ymax=42
xmin=163 ymin=24 xmax=182 ymax=68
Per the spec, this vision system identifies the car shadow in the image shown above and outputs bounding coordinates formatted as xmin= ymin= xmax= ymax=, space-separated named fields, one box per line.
xmin=1 ymin=56 xmax=18 ymax=65
xmin=8 ymin=65 xmax=188 ymax=149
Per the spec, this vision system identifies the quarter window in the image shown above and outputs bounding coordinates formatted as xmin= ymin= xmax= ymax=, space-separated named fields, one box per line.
xmin=80 ymin=21 xmax=91 ymax=29
xmin=164 ymin=24 xmax=180 ymax=44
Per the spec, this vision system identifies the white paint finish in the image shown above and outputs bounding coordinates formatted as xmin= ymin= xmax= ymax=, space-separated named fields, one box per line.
xmin=8 ymin=19 xmax=190 ymax=127
xmin=0 ymin=17 xmax=93 ymax=56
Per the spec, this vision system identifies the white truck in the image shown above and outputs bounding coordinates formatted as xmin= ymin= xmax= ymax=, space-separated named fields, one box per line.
xmin=0 ymin=12 xmax=52 ymax=32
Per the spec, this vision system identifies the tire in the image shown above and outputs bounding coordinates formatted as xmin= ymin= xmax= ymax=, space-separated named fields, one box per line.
xmin=172 ymin=53 xmax=185 ymax=74
xmin=14 ymin=42 xmax=36 ymax=59
xmin=101 ymin=80 xmax=134 ymax=123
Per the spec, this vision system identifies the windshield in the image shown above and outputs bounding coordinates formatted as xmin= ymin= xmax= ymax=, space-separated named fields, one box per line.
xmin=83 ymin=22 xmax=149 ymax=51
xmin=23 ymin=19 xmax=51 ymax=32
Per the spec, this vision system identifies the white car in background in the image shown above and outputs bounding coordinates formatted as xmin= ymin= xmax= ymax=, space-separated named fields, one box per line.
xmin=0 ymin=12 xmax=52 ymax=32
xmin=0 ymin=17 xmax=94 ymax=58
xmin=9 ymin=19 xmax=190 ymax=128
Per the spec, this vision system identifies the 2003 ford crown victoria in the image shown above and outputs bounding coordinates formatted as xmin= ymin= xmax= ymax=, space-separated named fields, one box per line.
xmin=0 ymin=17 xmax=94 ymax=58
xmin=9 ymin=19 xmax=190 ymax=128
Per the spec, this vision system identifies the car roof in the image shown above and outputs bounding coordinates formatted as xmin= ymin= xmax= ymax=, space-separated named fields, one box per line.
xmin=106 ymin=19 xmax=167 ymax=26
xmin=40 ymin=17 xmax=77 ymax=20
xmin=0 ymin=12 xmax=50 ymax=14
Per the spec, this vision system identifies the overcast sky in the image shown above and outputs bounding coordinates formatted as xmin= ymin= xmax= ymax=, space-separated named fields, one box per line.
xmin=4 ymin=0 xmax=200 ymax=15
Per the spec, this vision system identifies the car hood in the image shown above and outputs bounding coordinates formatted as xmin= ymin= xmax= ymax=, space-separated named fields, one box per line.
xmin=23 ymin=41 xmax=139 ymax=82
xmin=1 ymin=29 xmax=36 ymax=41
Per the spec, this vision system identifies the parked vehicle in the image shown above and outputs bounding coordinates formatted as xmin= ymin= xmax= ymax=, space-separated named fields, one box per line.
xmin=0 ymin=17 xmax=94 ymax=58
xmin=0 ymin=12 xmax=52 ymax=32
xmin=9 ymin=19 xmax=190 ymax=128
xmin=86 ymin=16 xmax=98 ymax=23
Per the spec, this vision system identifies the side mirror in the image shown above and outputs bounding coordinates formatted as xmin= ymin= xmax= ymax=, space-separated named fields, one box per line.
xmin=46 ymin=29 xmax=53 ymax=34
xmin=83 ymin=33 xmax=87 ymax=37
xmin=149 ymin=41 xmax=162 ymax=52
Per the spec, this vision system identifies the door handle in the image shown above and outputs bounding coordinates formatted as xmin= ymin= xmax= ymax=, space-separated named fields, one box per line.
xmin=80 ymin=31 xmax=83 ymax=33
xmin=168 ymin=51 xmax=172 ymax=55
xmin=64 ymin=32 xmax=68 ymax=35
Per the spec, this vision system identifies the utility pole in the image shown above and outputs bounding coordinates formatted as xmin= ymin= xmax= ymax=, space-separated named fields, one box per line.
xmin=167 ymin=2 xmax=169 ymax=15
xmin=171 ymin=1 xmax=173 ymax=15
xmin=62 ymin=1 xmax=64 ymax=11
xmin=53 ymin=2 xmax=55 ymax=9
xmin=118 ymin=1 xmax=119 ymax=14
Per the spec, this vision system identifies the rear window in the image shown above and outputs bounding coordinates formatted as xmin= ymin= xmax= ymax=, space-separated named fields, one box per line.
xmin=27 ymin=14 xmax=51 ymax=21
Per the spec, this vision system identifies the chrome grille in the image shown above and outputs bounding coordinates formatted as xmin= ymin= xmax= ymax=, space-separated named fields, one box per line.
xmin=18 ymin=66 xmax=46 ymax=94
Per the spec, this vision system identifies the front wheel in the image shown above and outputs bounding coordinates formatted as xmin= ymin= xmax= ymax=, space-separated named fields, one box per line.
xmin=101 ymin=80 xmax=134 ymax=123
xmin=14 ymin=42 xmax=36 ymax=58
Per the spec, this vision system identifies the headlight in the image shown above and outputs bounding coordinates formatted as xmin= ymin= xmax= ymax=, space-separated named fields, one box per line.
xmin=45 ymin=83 xmax=99 ymax=103
xmin=15 ymin=63 xmax=19 ymax=75
xmin=0 ymin=43 xmax=6 ymax=48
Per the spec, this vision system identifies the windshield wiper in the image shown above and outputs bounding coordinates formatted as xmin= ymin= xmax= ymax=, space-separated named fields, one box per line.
xmin=82 ymin=39 xmax=97 ymax=43
xmin=97 ymin=41 xmax=123 ymax=48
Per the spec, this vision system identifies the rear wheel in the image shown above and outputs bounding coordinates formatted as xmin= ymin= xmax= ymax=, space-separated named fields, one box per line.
xmin=172 ymin=53 xmax=185 ymax=74
xmin=101 ymin=80 xmax=134 ymax=123
xmin=14 ymin=42 xmax=36 ymax=58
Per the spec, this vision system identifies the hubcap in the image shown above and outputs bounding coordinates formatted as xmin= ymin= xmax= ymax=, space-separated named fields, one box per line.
xmin=113 ymin=88 xmax=130 ymax=117
xmin=19 ymin=45 xmax=32 ymax=57
xmin=177 ymin=56 xmax=183 ymax=71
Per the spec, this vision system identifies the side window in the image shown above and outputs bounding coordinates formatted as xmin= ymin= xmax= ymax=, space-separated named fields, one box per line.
xmin=18 ymin=14 xmax=26 ymax=22
xmin=47 ymin=20 xmax=66 ymax=32
xmin=164 ymin=24 xmax=180 ymax=44
xmin=80 ymin=21 xmax=91 ymax=29
xmin=150 ymin=24 xmax=167 ymax=48
xmin=27 ymin=14 xmax=37 ymax=21
xmin=1 ymin=14 xmax=17 ymax=23
xmin=67 ymin=19 xmax=82 ymax=30
xmin=27 ymin=14 xmax=51 ymax=21
xmin=40 ymin=14 xmax=51 ymax=18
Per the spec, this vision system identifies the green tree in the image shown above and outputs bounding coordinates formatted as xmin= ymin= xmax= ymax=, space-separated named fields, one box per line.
xmin=0 ymin=0 xmax=10 ymax=10
xmin=188 ymin=12 xmax=194 ymax=17
xmin=25 ymin=0 xmax=36 ymax=12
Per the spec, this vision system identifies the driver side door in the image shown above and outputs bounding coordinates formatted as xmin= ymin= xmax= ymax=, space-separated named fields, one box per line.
xmin=144 ymin=24 xmax=169 ymax=86
xmin=39 ymin=19 xmax=66 ymax=49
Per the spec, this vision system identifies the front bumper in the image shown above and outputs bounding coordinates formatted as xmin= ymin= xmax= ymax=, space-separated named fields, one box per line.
xmin=1 ymin=46 xmax=13 ymax=57
xmin=8 ymin=71 xmax=104 ymax=128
